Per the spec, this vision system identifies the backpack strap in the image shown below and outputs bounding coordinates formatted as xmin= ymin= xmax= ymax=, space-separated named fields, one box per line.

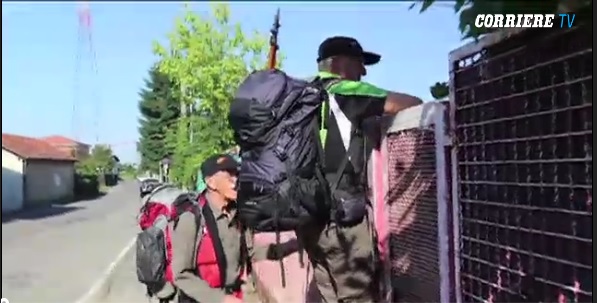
xmin=328 ymin=132 xmax=360 ymax=193
xmin=198 ymin=195 xmax=228 ymax=287
xmin=318 ymin=77 xmax=361 ymax=192
xmin=239 ymin=225 xmax=251 ymax=275
xmin=307 ymin=76 xmax=343 ymax=169
xmin=188 ymin=200 xmax=205 ymax=268
xmin=319 ymin=78 xmax=343 ymax=149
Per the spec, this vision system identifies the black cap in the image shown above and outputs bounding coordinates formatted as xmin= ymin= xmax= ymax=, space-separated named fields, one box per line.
xmin=317 ymin=36 xmax=381 ymax=66
xmin=201 ymin=154 xmax=240 ymax=179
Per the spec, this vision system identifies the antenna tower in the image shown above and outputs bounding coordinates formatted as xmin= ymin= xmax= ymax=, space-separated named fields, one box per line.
xmin=73 ymin=2 xmax=101 ymax=144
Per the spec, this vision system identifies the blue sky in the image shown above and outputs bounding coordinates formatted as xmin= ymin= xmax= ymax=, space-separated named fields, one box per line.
xmin=2 ymin=2 xmax=463 ymax=163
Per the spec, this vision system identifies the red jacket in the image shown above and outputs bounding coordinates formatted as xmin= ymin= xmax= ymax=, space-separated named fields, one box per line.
xmin=195 ymin=195 xmax=243 ymax=299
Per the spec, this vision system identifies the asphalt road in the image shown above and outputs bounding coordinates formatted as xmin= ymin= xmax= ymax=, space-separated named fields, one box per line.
xmin=96 ymin=247 xmax=147 ymax=303
xmin=99 ymin=247 xmax=263 ymax=303
xmin=1 ymin=181 xmax=141 ymax=303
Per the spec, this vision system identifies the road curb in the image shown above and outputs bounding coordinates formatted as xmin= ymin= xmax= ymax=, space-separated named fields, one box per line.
xmin=74 ymin=237 xmax=137 ymax=303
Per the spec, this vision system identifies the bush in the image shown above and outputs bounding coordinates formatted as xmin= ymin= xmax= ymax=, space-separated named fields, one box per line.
xmin=74 ymin=144 xmax=121 ymax=196
xmin=74 ymin=173 xmax=100 ymax=197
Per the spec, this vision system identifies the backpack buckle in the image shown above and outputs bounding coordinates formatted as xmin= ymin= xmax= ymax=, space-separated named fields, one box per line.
xmin=276 ymin=150 xmax=288 ymax=161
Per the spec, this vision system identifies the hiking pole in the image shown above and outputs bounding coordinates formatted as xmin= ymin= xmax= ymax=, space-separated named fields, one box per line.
xmin=265 ymin=8 xmax=288 ymax=288
xmin=266 ymin=8 xmax=281 ymax=70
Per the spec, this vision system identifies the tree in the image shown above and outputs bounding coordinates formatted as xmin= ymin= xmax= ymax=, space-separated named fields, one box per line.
xmin=430 ymin=82 xmax=449 ymax=100
xmin=137 ymin=66 xmax=180 ymax=173
xmin=153 ymin=3 xmax=277 ymax=188
xmin=90 ymin=144 xmax=117 ymax=172
xmin=74 ymin=144 xmax=120 ymax=189
xmin=411 ymin=0 xmax=592 ymax=39
xmin=76 ymin=144 xmax=117 ymax=175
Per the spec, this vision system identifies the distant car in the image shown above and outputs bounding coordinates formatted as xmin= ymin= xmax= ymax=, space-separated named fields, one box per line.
xmin=139 ymin=178 xmax=161 ymax=197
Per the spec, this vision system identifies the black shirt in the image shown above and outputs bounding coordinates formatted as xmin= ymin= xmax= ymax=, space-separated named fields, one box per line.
xmin=318 ymin=71 xmax=387 ymax=188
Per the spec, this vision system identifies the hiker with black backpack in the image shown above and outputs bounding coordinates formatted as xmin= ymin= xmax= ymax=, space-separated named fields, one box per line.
xmin=303 ymin=36 xmax=423 ymax=303
xmin=228 ymin=35 xmax=422 ymax=303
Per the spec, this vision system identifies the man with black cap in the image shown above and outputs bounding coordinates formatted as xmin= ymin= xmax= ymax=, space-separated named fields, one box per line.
xmin=171 ymin=154 xmax=294 ymax=303
xmin=297 ymin=36 xmax=423 ymax=303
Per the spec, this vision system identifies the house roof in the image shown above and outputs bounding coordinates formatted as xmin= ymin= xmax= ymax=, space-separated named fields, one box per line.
xmin=41 ymin=135 xmax=89 ymax=147
xmin=2 ymin=134 xmax=76 ymax=161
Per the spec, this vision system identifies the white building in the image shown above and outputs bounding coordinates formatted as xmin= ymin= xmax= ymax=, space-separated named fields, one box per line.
xmin=2 ymin=133 xmax=77 ymax=213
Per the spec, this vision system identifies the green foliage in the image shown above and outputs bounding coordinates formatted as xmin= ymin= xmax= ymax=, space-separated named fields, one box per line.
xmin=430 ymin=82 xmax=449 ymax=100
xmin=138 ymin=66 xmax=180 ymax=173
xmin=74 ymin=159 xmax=97 ymax=176
xmin=120 ymin=163 xmax=138 ymax=179
xmin=91 ymin=144 xmax=117 ymax=172
xmin=411 ymin=0 xmax=592 ymax=39
xmin=153 ymin=3 xmax=277 ymax=188
xmin=75 ymin=144 xmax=117 ymax=175
xmin=74 ymin=144 xmax=117 ymax=196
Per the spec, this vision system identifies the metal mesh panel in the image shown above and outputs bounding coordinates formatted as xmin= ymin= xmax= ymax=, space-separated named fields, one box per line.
xmin=387 ymin=129 xmax=440 ymax=302
xmin=452 ymin=25 xmax=592 ymax=302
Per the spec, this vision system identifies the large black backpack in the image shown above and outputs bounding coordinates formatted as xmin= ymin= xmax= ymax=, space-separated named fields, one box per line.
xmin=228 ymin=70 xmax=331 ymax=232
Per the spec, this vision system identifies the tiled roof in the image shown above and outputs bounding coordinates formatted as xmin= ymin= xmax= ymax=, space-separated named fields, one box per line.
xmin=2 ymin=133 xmax=76 ymax=161
xmin=41 ymin=135 xmax=88 ymax=147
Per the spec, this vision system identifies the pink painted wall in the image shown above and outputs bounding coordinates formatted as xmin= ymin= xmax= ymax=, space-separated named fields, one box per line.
xmin=251 ymin=231 xmax=321 ymax=302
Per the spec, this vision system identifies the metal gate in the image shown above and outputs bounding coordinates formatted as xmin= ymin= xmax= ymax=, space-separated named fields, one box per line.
xmin=450 ymin=24 xmax=592 ymax=302
xmin=381 ymin=102 xmax=454 ymax=302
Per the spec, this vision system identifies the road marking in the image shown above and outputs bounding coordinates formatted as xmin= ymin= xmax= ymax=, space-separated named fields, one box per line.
xmin=74 ymin=237 xmax=137 ymax=303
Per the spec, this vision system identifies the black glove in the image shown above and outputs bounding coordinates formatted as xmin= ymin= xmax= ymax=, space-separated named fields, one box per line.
xmin=266 ymin=239 xmax=299 ymax=260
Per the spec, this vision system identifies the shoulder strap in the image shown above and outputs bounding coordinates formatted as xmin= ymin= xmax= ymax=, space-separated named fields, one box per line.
xmin=327 ymin=89 xmax=352 ymax=153
xmin=319 ymin=78 xmax=343 ymax=140
xmin=313 ymin=77 xmax=343 ymax=163
xmin=318 ymin=77 xmax=359 ymax=193
xmin=200 ymin=199 xmax=227 ymax=287
xmin=310 ymin=77 xmax=340 ymax=171
xmin=239 ymin=225 xmax=251 ymax=275
xmin=321 ymin=77 xmax=342 ymax=89
xmin=328 ymin=132 xmax=359 ymax=193
xmin=188 ymin=204 xmax=204 ymax=268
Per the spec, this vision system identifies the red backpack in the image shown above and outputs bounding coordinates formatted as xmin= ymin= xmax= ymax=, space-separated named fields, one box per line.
xmin=135 ymin=187 xmax=243 ymax=300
